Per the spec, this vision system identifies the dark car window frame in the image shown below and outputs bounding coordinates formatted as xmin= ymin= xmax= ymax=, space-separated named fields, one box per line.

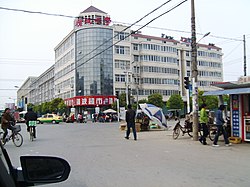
xmin=0 ymin=142 xmax=16 ymax=187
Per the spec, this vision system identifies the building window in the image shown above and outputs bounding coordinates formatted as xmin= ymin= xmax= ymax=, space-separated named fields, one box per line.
xmin=115 ymin=74 xmax=126 ymax=82
xmin=115 ymin=45 xmax=124 ymax=54
xmin=134 ymin=55 xmax=139 ymax=62
xmin=115 ymin=45 xmax=130 ymax=55
xmin=133 ymin=44 xmax=139 ymax=51
xmin=114 ymin=31 xmax=129 ymax=41
xmin=115 ymin=60 xmax=130 ymax=69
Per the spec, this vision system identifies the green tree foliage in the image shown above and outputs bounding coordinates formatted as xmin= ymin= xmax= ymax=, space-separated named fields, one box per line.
xmin=118 ymin=92 xmax=127 ymax=107
xmin=27 ymin=98 xmax=67 ymax=115
xmin=57 ymin=99 xmax=67 ymax=114
xmin=148 ymin=93 xmax=164 ymax=108
xmin=138 ymin=99 xmax=148 ymax=104
xmin=27 ymin=103 xmax=34 ymax=110
xmin=198 ymin=90 xmax=218 ymax=110
xmin=41 ymin=102 xmax=50 ymax=114
xmin=50 ymin=98 xmax=66 ymax=113
xmin=166 ymin=94 xmax=184 ymax=109
xmin=223 ymin=95 xmax=230 ymax=110
xmin=111 ymin=92 xmax=127 ymax=109
xmin=33 ymin=105 xmax=41 ymax=114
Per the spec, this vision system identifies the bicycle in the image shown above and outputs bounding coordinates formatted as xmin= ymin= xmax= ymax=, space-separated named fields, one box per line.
xmin=28 ymin=120 xmax=37 ymax=141
xmin=173 ymin=118 xmax=193 ymax=139
xmin=0 ymin=123 xmax=23 ymax=147
xmin=199 ymin=122 xmax=231 ymax=141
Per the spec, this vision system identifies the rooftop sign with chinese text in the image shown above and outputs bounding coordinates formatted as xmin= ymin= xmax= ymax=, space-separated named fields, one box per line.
xmin=75 ymin=16 xmax=111 ymax=27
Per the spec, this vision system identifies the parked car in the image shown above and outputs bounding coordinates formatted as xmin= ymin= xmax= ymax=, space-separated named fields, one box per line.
xmin=0 ymin=140 xmax=70 ymax=187
xmin=37 ymin=114 xmax=63 ymax=124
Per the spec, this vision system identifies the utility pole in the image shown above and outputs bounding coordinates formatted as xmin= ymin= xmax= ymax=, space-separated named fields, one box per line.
xmin=115 ymin=91 xmax=120 ymax=122
xmin=191 ymin=0 xmax=198 ymax=141
xmin=243 ymin=34 xmax=247 ymax=76
xmin=125 ymin=71 xmax=129 ymax=106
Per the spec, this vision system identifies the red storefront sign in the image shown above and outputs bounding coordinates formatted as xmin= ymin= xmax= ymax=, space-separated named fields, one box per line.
xmin=64 ymin=95 xmax=116 ymax=107
xmin=75 ymin=16 xmax=111 ymax=27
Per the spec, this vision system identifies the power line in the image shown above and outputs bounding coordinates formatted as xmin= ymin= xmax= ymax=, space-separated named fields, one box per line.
xmin=222 ymin=42 xmax=242 ymax=60
xmin=73 ymin=0 xmax=188 ymax=74
xmin=0 ymin=79 xmax=25 ymax=82
xmin=0 ymin=61 xmax=53 ymax=65
xmin=1 ymin=2 xmax=247 ymax=82
xmin=0 ymin=1 xmax=174 ymax=68
xmin=76 ymin=0 xmax=174 ymax=63
xmin=112 ymin=21 xmax=246 ymax=42
xmin=1 ymin=4 xmax=248 ymax=43
xmin=0 ymin=6 xmax=75 ymax=18
xmin=0 ymin=57 xmax=53 ymax=61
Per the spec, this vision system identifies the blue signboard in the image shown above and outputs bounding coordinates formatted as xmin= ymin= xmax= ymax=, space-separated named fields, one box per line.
xmin=231 ymin=94 xmax=240 ymax=137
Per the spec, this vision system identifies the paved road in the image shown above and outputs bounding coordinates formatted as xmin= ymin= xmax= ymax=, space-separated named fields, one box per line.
xmin=4 ymin=121 xmax=250 ymax=187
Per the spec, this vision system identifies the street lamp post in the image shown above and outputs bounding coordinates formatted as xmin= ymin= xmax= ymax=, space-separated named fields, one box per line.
xmin=124 ymin=70 xmax=132 ymax=107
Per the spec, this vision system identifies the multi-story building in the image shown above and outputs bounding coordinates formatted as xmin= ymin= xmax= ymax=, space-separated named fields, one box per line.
xmin=114 ymin=27 xmax=223 ymax=103
xmin=17 ymin=5 xmax=223 ymax=114
xmin=29 ymin=65 xmax=54 ymax=105
xmin=16 ymin=76 xmax=37 ymax=111
xmin=54 ymin=6 xmax=115 ymax=115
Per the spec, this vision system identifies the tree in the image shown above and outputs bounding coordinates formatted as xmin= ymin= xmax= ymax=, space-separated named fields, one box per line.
xmin=57 ymin=99 xmax=67 ymax=114
xmin=148 ymin=93 xmax=164 ymax=108
xmin=167 ymin=94 xmax=184 ymax=109
xmin=41 ymin=102 xmax=50 ymax=114
xmin=33 ymin=104 xmax=42 ymax=114
xmin=49 ymin=98 xmax=66 ymax=114
xmin=198 ymin=90 xmax=218 ymax=110
xmin=111 ymin=92 xmax=127 ymax=109
xmin=138 ymin=99 xmax=148 ymax=104
xmin=223 ymin=95 xmax=230 ymax=110
xmin=27 ymin=103 xmax=34 ymax=110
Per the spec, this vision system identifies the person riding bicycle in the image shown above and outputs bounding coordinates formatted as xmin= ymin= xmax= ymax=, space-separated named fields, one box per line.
xmin=1 ymin=108 xmax=15 ymax=142
xmin=24 ymin=108 xmax=38 ymax=138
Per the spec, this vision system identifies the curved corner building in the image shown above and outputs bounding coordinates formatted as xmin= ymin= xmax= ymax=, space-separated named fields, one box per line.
xmin=54 ymin=6 xmax=115 ymax=114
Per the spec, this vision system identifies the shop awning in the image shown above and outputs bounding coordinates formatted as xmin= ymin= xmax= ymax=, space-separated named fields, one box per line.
xmin=203 ymin=87 xmax=250 ymax=96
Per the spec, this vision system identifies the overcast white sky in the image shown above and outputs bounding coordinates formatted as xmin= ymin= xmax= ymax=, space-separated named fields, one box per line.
xmin=0 ymin=0 xmax=249 ymax=109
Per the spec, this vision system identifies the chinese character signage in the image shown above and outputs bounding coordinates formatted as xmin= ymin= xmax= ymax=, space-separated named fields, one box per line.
xmin=231 ymin=94 xmax=240 ymax=137
xmin=75 ymin=16 xmax=111 ymax=27
xmin=64 ymin=95 xmax=116 ymax=107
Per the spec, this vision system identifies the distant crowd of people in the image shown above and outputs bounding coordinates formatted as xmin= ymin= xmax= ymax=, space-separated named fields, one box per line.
xmin=62 ymin=112 xmax=118 ymax=123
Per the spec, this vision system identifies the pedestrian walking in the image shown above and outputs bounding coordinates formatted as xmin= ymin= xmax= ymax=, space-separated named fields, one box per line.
xmin=199 ymin=104 xmax=209 ymax=145
xmin=212 ymin=104 xmax=231 ymax=147
xmin=125 ymin=104 xmax=137 ymax=141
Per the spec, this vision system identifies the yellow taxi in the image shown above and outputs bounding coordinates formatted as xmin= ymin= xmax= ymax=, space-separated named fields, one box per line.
xmin=37 ymin=114 xmax=63 ymax=124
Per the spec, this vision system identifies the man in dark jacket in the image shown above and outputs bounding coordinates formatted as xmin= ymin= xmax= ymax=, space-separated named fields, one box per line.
xmin=212 ymin=105 xmax=231 ymax=147
xmin=125 ymin=104 xmax=137 ymax=140
xmin=24 ymin=108 xmax=38 ymax=138
xmin=1 ymin=108 xmax=14 ymax=141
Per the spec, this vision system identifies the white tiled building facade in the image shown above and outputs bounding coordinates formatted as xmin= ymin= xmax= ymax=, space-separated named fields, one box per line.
xmin=17 ymin=6 xmax=223 ymax=109
xmin=113 ymin=25 xmax=223 ymax=103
